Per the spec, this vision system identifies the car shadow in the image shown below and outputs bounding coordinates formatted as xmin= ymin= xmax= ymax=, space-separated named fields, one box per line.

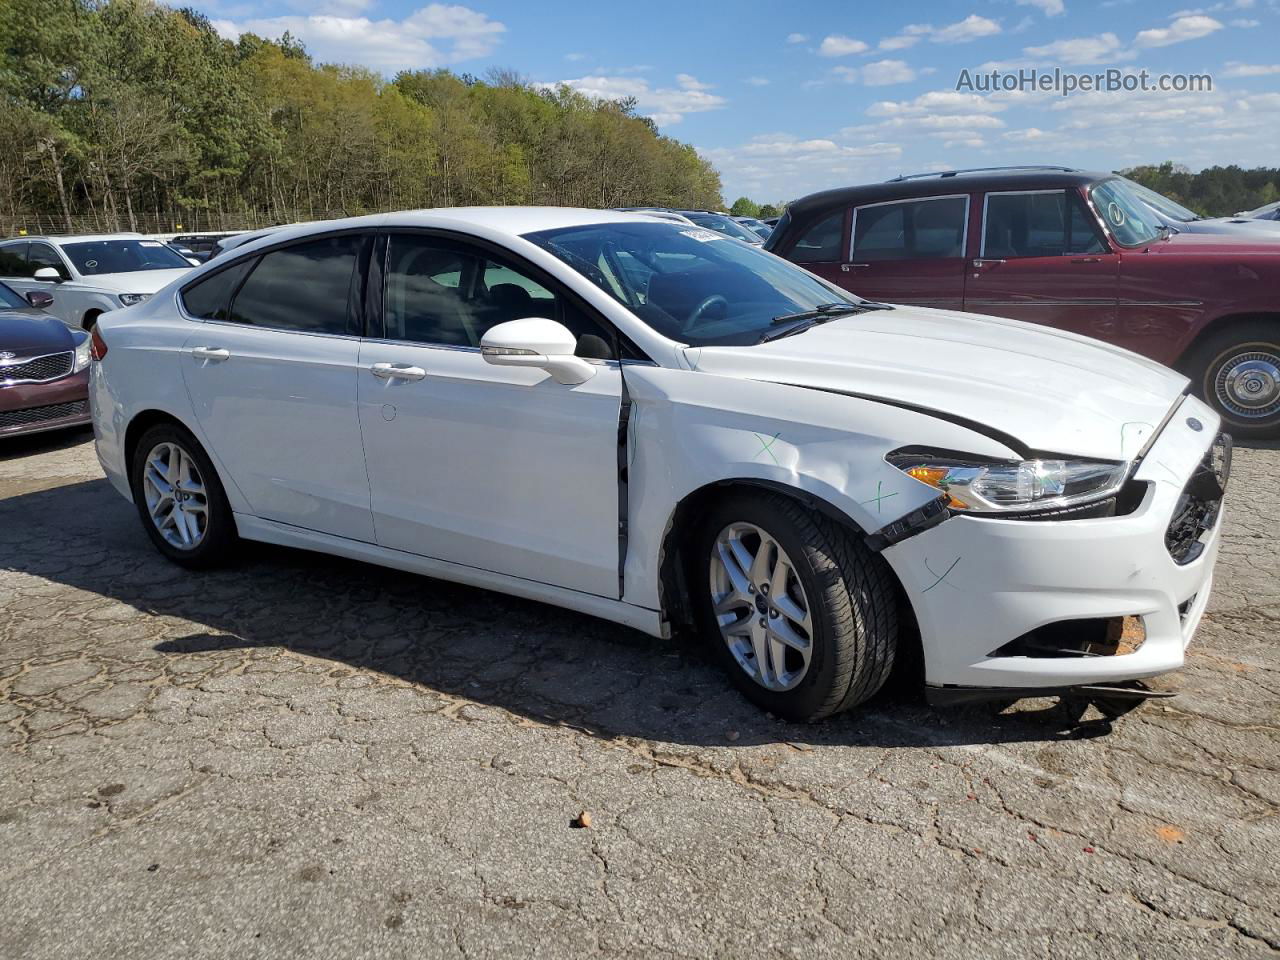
xmin=0 ymin=424 xmax=93 ymax=461
xmin=1 ymin=477 xmax=1121 ymax=750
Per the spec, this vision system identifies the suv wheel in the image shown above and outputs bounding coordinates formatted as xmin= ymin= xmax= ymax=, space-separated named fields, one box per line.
xmin=129 ymin=423 xmax=237 ymax=567
xmin=1185 ymin=321 xmax=1280 ymax=441
xmin=690 ymin=492 xmax=898 ymax=722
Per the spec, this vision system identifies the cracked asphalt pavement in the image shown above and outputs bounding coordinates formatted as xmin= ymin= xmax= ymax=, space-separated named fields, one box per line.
xmin=1 ymin=429 xmax=1277 ymax=959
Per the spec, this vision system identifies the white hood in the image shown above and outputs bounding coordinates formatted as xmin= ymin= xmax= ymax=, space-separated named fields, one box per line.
xmin=82 ymin=268 xmax=193 ymax=295
xmin=687 ymin=306 xmax=1188 ymax=462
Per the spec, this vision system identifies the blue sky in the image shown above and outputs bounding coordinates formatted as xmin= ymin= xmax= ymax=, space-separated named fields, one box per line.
xmin=197 ymin=0 xmax=1280 ymax=203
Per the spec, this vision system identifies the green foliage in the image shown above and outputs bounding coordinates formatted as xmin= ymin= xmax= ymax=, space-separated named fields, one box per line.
xmin=0 ymin=0 xmax=723 ymax=232
xmin=1119 ymin=162 xmax=1280 ymax=217
xmin=756 ymin=204 xmax=779 ymax=219
xmin=729 ymin=196 xmax=759 ymax=218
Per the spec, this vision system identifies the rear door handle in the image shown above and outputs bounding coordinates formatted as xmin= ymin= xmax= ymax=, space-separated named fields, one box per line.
xmin=840 ymin=263 xmax=870 ymax=272
xmin=191 ymin=346 xmax=229 ymax=361
xmin=971 ymin=258 xmax=1006 ymax=267
xmin=371 ymin=362 xmax=426 ymax=381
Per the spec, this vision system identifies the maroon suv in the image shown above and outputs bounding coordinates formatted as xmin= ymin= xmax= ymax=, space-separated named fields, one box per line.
xmin=766 ymin=166 xmax=1280 ymax=439
xmin=0 ymin=281 xmax=91 ymax=439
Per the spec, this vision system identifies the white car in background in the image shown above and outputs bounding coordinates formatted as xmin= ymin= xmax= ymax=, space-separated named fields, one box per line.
xmin=0 ymin=234 xmax=197 ymax=330
xmin=89 ymin=208 xmax=1228 ymax=721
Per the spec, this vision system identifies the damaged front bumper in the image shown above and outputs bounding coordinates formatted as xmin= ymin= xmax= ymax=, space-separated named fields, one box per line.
xmin=882 ymin=395 xmax=1228 ymax=693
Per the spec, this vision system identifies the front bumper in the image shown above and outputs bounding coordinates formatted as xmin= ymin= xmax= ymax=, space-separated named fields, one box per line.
xmin=884 ymin=395 xmax=1226 ymax=689
xmin=0 ymin=368 xmax=91 ymax=439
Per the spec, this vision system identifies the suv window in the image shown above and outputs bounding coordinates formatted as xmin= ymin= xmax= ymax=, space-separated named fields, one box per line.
xmin=27 ymin=242 xmax=71 ymax=280
xmin=382 ymin=234 xmax=614 ymax=357
xmin=853 ymin=196 xmax=967 ymax=262
xmin=228 ymin=235 xmax=361 ymax=334
xmin=983 ymin=191 xmax=1105 ymax=258
xmin=181 ymin=259 xmax=255 ymax=321
xmin=789 ymin=212 xmax=844 ymax=263
xmin=0 ymin=243 xmax=27 ymax=277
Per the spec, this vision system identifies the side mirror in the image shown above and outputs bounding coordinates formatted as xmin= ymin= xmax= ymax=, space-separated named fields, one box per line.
xmin=480 ymin=317 xmax=596 ymax=385
xmin=26 ymin=290 xmax=54 ymax=308
xmin=32 ymin=267 xmax=63 ymax=283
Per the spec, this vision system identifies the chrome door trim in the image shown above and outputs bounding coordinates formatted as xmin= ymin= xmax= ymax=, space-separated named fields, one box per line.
xmin=850 ymin=193 xmax=971 ymax=264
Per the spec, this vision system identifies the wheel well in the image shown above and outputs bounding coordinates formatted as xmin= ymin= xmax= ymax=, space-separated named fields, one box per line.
xmin=123 ymin=410 xmax=187 ymax=473
xmin=1176 ymin=312 xmax=1280 ymax=371
xmin=82 ymin=309 xmax=103 ymax=331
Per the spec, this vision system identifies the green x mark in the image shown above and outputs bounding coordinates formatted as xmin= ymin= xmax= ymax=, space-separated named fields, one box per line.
xmin=753 ymin=432 xmax=781 ymax=465
xmin=860 ymin=480 xmax=899 ymax=514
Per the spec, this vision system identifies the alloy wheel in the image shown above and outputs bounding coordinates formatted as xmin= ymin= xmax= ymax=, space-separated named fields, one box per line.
xmin=708 ymin=521 xmax=814 ymax=692
xmin=142 ymin=440 xmax=209 ymax=550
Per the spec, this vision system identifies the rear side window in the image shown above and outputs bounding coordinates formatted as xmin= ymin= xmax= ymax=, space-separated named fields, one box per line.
xmin=983 ymin=191 xmax=1105 ymax=258
xmin=0 ymin=243 xmax=27 ymax=276
xmin=789 ymin=212 xmax=844 ymax=263
xmin=853 ymin=196 xmax=967 ymax=262
xmin=228 ymin=235 xmax=361 ymax=334
xmin=180 ymin=259 xmax=255 ymax=320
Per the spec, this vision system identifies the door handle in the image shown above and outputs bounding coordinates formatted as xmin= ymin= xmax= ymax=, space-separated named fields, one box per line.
xmin=840 ymin=263 xmax=870 ymax=272
xmin=191 ymin=346 xmax=229 ymax=361
xmin=971 ymin=259 xmax=1006 ymax=267
xmin=1071 ymin=257 xmax=1102 ymax=264
xmin=371 ymin=362 xmax=426 ymax=381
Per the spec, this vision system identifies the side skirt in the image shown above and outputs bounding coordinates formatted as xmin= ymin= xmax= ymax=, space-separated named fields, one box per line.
xmin=235 ymin=514 xmax=666 ymax=638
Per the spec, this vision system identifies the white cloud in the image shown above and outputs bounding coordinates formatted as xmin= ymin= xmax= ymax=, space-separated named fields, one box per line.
xmin=564 ymin=52 xmax=586 ymax=62
xmin=1133 ymin=14 xmax=1223 ymax=48
xmin=929 ymin=15 xmax=1002 ymax=43
xmin=1230 ymin=18 xmax=1261 ymax=26
xmin=1016 ymin=0 xmax=1065 ymax=15
xmin=212 ymin=3 xmax=505 ymax=71
xmin=786 ymin=32 xmax=808 ymax=43
xmin=866 ymin=90 xmax=1007 ymax=117
xmin=1223 ymin=61 xmax=1280 ymax=76
xmin=701 ymin=134 xmax=902 ymax=202
xmin=547 ymin=73 xmax=726 ymax=126
xmin=819 ymin=34 xmax=870 ymax=56
xmin=878 ymin=34 xmax=921 ymax=51
xmin=745 ymin=76 xmax=771 ymax=86
xmin=1024 ymin=32 xmax=1127 ymax=64
xmin=861 ymin=60 xmax=919 ymax=86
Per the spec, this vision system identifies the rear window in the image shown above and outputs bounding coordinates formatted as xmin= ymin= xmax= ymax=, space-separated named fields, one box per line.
xmin=788 ymin=212 xmax=844 ymax=263
xmin=227 ymin=236 xmax=361 ymax=335
xmin=853 ymin=197 xmax=967 ymax=262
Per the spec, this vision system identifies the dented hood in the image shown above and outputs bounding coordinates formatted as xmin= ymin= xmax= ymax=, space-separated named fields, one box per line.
xmin=686 ymin=306 xmax=1188 ymax=462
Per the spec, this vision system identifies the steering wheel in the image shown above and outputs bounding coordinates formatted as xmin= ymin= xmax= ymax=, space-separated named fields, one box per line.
xmin=686 ymin=294 xmax=729 ymax=331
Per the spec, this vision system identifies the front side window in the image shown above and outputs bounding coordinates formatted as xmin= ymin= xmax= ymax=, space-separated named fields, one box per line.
xmin=0 ymin=243 xmax=28 ymax=277
xmin=853 ymin=196 xmax=967 ymax=262
xmin=788 ymin=212 xmax=844 ymax=263
xmin=382 ymin=235 xmax=612 ymax=355
xmin=180 ymin=259 xmax=255 ymax=321
xmin=27 ymin=243 xmax=71 ymax=280
xmin=228 ymin=235 xmax=361 ymax=334
xmin=525 ymin=221 xmax=862 ymax=347
xmin=1089 ymin=179 xmax=1163 ymax=246
xmin=983 ymin=191 xmax=1105 ymax=258
xmin=59 ymin=239 xmax=189 ymax=276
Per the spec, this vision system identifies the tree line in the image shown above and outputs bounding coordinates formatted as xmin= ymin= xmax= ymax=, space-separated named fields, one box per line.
xmin=1120 ymin=162 xmax=1280 ymax=217
xmin=0 ymin=0 xmax=724 ymax=235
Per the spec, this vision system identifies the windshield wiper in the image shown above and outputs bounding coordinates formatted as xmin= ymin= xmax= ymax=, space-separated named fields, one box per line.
xmin=757 ymin=301 xmax=891 ymax=343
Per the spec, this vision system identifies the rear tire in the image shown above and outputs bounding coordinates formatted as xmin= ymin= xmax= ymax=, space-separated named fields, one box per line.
xmin=689 ymin=492 xmax=898 ymax=722
xmin=129 ymin=422 xmax=238 ymax=568
xmin=1183 ymin=320 xmax=1280 ymax=441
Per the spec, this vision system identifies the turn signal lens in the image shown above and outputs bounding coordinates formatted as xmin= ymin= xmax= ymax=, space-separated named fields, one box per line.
xmin=89 ymin=326 xmax=108 ymax=361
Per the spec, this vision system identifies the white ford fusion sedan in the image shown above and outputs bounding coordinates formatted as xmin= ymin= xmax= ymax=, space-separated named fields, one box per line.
xmin=88 ymin=208 xmax=1230 ymax=721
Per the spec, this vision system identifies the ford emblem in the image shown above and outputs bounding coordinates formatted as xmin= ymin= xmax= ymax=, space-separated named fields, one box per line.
xmin=1186 ymin=417 xmax=1203 ymax=432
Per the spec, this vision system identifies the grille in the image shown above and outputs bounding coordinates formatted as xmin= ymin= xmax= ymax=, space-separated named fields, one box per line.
xmin=1165 ymin=433 xmax=1232 ymax=565
xmin=0 ymin=400 xmax=88 ymax=430
xmin=0 ymin=351 xmax=74 ymax=384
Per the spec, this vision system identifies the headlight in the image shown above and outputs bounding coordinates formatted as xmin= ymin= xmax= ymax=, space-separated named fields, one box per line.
xmin=73 ymin=334 xmax=92 ymax=372
xmin=118 ymin=293 xmax=151 ymax=306
xmin=888 ymin=450 xmax=1128 ymax=515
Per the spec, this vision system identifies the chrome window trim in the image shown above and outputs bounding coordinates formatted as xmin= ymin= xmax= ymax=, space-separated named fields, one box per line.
xmin=978 ymin=189 xmax=1079 ymax=259
xmin=0 ymin=349 xmax=74 ymax=385
xmin=850 ymin=193 xmax=970 ymax=263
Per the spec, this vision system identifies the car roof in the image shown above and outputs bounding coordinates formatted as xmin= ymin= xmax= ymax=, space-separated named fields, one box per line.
xmin=785 ymin=168 xmax=1112 ymax=220
xmin=3 ymin=233 xmax=150 ymax=246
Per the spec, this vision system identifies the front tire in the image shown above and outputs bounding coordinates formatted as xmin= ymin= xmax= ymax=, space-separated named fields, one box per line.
xmin=690 ymin=492 xmax=898 ymax=722
xmin=129 ymin=422 xmax=238 ymax=568
xmin=1183 ymin=320 xmax=1280 ymax=441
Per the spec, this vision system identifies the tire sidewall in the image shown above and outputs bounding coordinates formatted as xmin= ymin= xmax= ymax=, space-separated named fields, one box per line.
xmin=1191 ymin=329 xmax=1280 ymax=440
xmin=129 ymin=422 xmax=234 ymax=566
xmin=690 ymin=495 xmax=846 ymax=720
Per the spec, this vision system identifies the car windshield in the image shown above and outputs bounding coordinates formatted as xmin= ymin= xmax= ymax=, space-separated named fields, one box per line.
xmin=1122 ymin=179 xmax=1200 ymax=223
xmin=0 ymin=281 xmax=27 ymax=309
xmin=524 ymin=221 xmax=863 ymax=346
xmin=686 ymin=214 xmax=762 ymax=243
xmin=61 ymin=239 xmax=191 ymax=275
xmin=1088 ymin=179 xmax=1164 ymax=246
